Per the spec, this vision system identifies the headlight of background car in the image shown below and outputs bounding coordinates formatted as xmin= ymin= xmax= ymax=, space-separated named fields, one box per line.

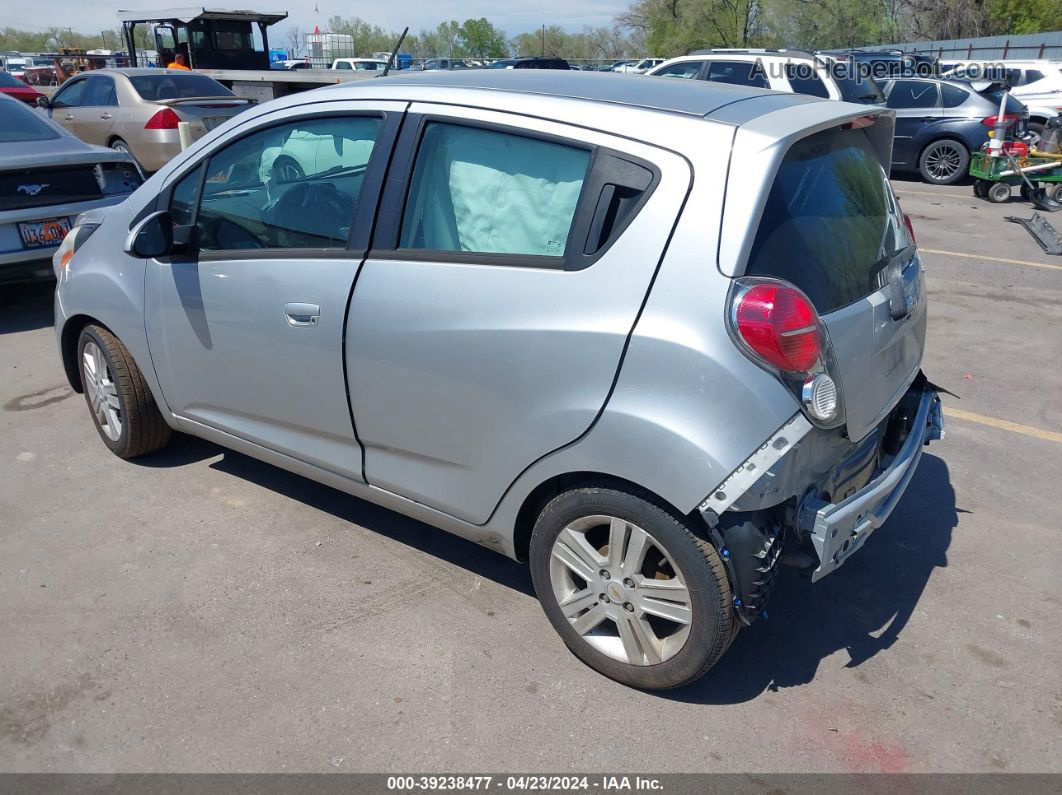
xmin=93 ymin=161 xmax=144 ymax=195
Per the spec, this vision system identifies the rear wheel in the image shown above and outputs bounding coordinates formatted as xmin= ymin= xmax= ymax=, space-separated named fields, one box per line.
xmin=919 ymin=139 xmax=969 ymax=185
xmin=109 ymin=137 xmax=142 ymax=171
xmin=78 ymin=325 xmax=171 ymax=459
xmin=987 ymin=182 xmax=1011 ymax=203
xmin=529 ymin=486 xmax=736 ymax=689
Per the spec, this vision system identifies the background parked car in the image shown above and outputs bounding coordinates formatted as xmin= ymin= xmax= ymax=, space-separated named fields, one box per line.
xmin=880 ymin=77 xmax=1029 ymax=184
xmin=419 ymin=58 xmax=470 ymax=71
xmin=487 ymin=57 xmax=571 ymax=70
xmin=646 ymin=50 xmax=886 ymax=105
xmin=827 ymin=49 xmax=939 ymax=78
xmin=331 ymin=58 xmax=388 ymax=72
xmin=274 ymin=59 xmax=310 ymax=71
xmin=38 ymin=68 xmax=252 ymax=172
xmin=942 ymin=60 xmax=1062 ymax=137
xmin=614 ymin=58 xmax=665 ymax=74
xmin=0 ymin=71 xmax=44 ymax=105
xmin=0 ymin=94 xmax=141 ymax=284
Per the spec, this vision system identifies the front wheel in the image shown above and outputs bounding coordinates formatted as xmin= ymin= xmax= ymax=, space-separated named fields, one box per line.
xmin=78 ymin=325 xmax=172 ymax=459
xmin=919 ymin=139 xmax=970 ymax=185
xmin=529 ymin=486 xmax=736 ymax=689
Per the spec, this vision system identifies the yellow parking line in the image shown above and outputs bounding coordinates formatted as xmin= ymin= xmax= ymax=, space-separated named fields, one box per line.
xmin=919 ymin=248 xmax=1062 ymax=271
xmin=943 ymin=407 xmax=1062 ymax=444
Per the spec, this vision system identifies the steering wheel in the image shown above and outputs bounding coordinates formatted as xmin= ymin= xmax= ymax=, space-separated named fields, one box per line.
xmin=269 ymin=182 xmax=354 ymax=247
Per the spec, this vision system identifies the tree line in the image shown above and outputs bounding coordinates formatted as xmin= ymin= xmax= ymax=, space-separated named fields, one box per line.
xmin=2 ymin=1 xmax=1059 ymax=61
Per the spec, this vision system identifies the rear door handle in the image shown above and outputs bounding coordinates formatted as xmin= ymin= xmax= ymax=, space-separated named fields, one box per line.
xmin=100 ymin=113 xmax=112 ymax=120
xmin=284 ymin=302 xmax=320 ymax=327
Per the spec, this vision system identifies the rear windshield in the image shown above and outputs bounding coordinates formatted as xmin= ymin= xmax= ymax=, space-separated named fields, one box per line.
xmin=129 ymin=74 xmax=233 ymax=100
xmin=980 ymin=89 xmax=1026 ymax=114
xmin=0 ymin=100 xmax=60 ymax=142
xmin=745 ymin=127 xmax=905 ymax=314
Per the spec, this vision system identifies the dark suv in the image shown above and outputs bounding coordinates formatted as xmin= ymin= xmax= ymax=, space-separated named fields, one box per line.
xmin=881 ymin=77 xmax=1028 ymax=184
xmin=488 ymin=57 xmax=571 ymax=70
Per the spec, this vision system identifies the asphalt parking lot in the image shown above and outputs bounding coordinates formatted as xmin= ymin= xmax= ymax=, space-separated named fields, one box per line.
xmin=1 ymin=177 xmax=1060 ymax=774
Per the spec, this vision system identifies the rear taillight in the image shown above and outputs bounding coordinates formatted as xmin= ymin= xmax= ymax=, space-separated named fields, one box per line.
xmin=144 ymin=108 xmax=180 ymax=129
xmin=981 ymin=113 xmax=1020 ymax=127
xmin=734 ymin=282 xmax=822 ymax=373
xmin=903 ymin=213 xmax=917 ymax=244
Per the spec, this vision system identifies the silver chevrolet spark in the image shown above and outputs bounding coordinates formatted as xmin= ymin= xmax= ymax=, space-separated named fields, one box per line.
xmin=54 ymin=71 xmax=943 ymax=689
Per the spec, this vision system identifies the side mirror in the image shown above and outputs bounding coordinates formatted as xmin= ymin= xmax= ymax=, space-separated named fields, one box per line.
xmin=124 ymin=211 xmax=173 ymax=258
xmin=36 ymin=95 xmax=50 ymax=109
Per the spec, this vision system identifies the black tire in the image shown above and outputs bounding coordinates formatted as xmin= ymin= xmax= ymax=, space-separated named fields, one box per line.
xmin=109 ymin=137 xmax=141 ymax=170
xmin=529 ymin=486 xmax=736 ymax=689
xmin=272 ymin=155 xmax=305 ymax=183
xmin=987 ymin=182 xmax=1011 ymax=203
xmin=973 ymin=179 xmax=990 ymax=198
xmin=77 ymin=325 xmax=171 ymax=459
xmin=1049 ymin=184 xmax=1062 ymax=204
xmin=918 ymin=139 xmax=970 ymax=185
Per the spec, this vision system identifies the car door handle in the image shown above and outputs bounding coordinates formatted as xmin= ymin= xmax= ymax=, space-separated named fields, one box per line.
xmin=63 ymin=115 xmax=74 ymax=121
xmin=100 ymin=113 xmax=112 ymax=120
xmin=284 ymin=302 xmax=320 ymax=327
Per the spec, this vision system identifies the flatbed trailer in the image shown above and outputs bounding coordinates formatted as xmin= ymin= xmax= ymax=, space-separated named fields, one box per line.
xmin=118 ymin=7 xmax=379 ymax=101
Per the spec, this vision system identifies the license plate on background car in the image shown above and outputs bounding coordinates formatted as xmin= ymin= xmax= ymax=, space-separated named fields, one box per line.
xmin=18 ymin=217 xmax=71 ymax=249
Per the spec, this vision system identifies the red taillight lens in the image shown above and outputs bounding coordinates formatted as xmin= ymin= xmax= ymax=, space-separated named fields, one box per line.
xmin=144 ymin=108 xmax=180 ymax=129
xmin=981 ymin=113 xmax=1020 ymax=127
xmin=903 ymin=213 xmax=917 ymax=244
xmin=735 ymin=284 xmax=821 ymax=373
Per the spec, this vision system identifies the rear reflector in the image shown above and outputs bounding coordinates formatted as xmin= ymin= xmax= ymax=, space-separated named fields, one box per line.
xmin=734 ymin=283 xmax=822 ymax=373
xmin=144 ymin=107 xmax=181 ymax=129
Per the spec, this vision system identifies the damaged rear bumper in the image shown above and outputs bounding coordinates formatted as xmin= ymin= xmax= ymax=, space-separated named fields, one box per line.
xmin=798 ymin=382 xmax=943 ymax=582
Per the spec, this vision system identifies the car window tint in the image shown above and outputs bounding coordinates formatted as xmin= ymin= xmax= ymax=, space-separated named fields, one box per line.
xmin=0 ymin=99 xmax=60 ymax=142
xmin=1024 ymin=70 xmax=1044 ymax=84
xmin=83 ymin=77 xmax=118 ymax=107
xmin=886 ymin=81 xmax=938 ymax=109
xmin=335 ymin=61 xmax=352 ymax=69
xmin=400 ymin=123 xmax=590 ymax=258
xmin=654 ymin=61 xmax=703 ymax=79
xmin=169 ymin=164 xmax=203 ymax=226
xmin=190 ymin=116 xmax=381 ymax=251
xmin=52 ymin=79 xmax=87 ymax=108
xmin=129 ymin=74 xmax=233 ymax=100
xmin=940 ymin=84 xmax=969 ymax=108
xmin=706 ymin=60 xmax=769 ymax=88
xmin=784 ymin=62 xmax=829 ymax=98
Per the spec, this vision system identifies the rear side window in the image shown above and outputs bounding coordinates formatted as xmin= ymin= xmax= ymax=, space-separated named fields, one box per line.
xmin=1023 ymin=70 xmax=1044 ymax=84
xmin=129 ymin=74 xmax=233 ymax=100
xmin=784 ymin=63 xmax=829 ymax=98
xmin=941 ymin=84 xmax=969 ymax=108
xmin=400 ymin=123 xmax=590 ymax=257
xmin=886 ymin=80 xmax=938 ymax=108
xmin=706 ymin=60 xmax=768 ymax=89
xmin=745 ymin=128 xmax=904 ymax=314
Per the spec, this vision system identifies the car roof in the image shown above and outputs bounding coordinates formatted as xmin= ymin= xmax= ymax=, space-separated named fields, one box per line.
xmin=64 ymin=68 xmax=206 ymax=78
xmin=322 ymin=69 xmax=811 ymax=119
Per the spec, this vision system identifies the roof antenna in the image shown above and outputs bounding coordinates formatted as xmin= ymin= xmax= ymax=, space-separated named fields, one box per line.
xmin=381 ymin=27 xmax=408 ymax=77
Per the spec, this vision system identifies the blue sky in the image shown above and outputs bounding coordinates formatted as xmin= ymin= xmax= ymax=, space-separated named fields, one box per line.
xmin=5 ymin=1 xmax=630 ymax=39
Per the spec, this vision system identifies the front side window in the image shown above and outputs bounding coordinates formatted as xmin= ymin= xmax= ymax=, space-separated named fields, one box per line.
xmin=82 ymin=77 xmax=118 ymax=107
xmin=51 ymin=79 xmax=87 ymax=108
xmin=885 ymin=80 xmax=938 ymax=109
xmin=174 ymin=115 xmax=381 ymax=251
xmin=654 ymin=61 xmax=703 ymax=79
xmin=399 ymin=123 xmax=590 ymax=258
xmin=706 ymin=60 xmax=769 ymax=88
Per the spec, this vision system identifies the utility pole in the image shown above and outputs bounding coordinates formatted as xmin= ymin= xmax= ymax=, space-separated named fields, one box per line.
xmin=540 ymin=24 xmax=544 ymax=57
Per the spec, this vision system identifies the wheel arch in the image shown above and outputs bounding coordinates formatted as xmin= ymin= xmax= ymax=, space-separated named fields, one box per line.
xmin=512 ymin=471 xmax=702 ymax=563
xmin=60 ymin=313 xmax=108 ymax=393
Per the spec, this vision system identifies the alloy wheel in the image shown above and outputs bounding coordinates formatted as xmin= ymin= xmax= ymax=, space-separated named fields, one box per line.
xmin=925 ymin=143 xmax=963 ymax=181
xmin=82 ymin=341 xmax=122 ymax=441
xmin=548 ymin=514 xmax=692 ymax=666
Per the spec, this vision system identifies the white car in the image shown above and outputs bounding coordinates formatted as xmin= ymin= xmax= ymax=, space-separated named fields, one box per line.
xmin=646 ymin=50 xmax=885 ymax=105
xmin=942 ymin=60 xmax=1062 ymax=134
xmin=614 ymin=58 xmax=666 ymax=74
xmin=331 ymin=58 xmax=388 ymax=72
